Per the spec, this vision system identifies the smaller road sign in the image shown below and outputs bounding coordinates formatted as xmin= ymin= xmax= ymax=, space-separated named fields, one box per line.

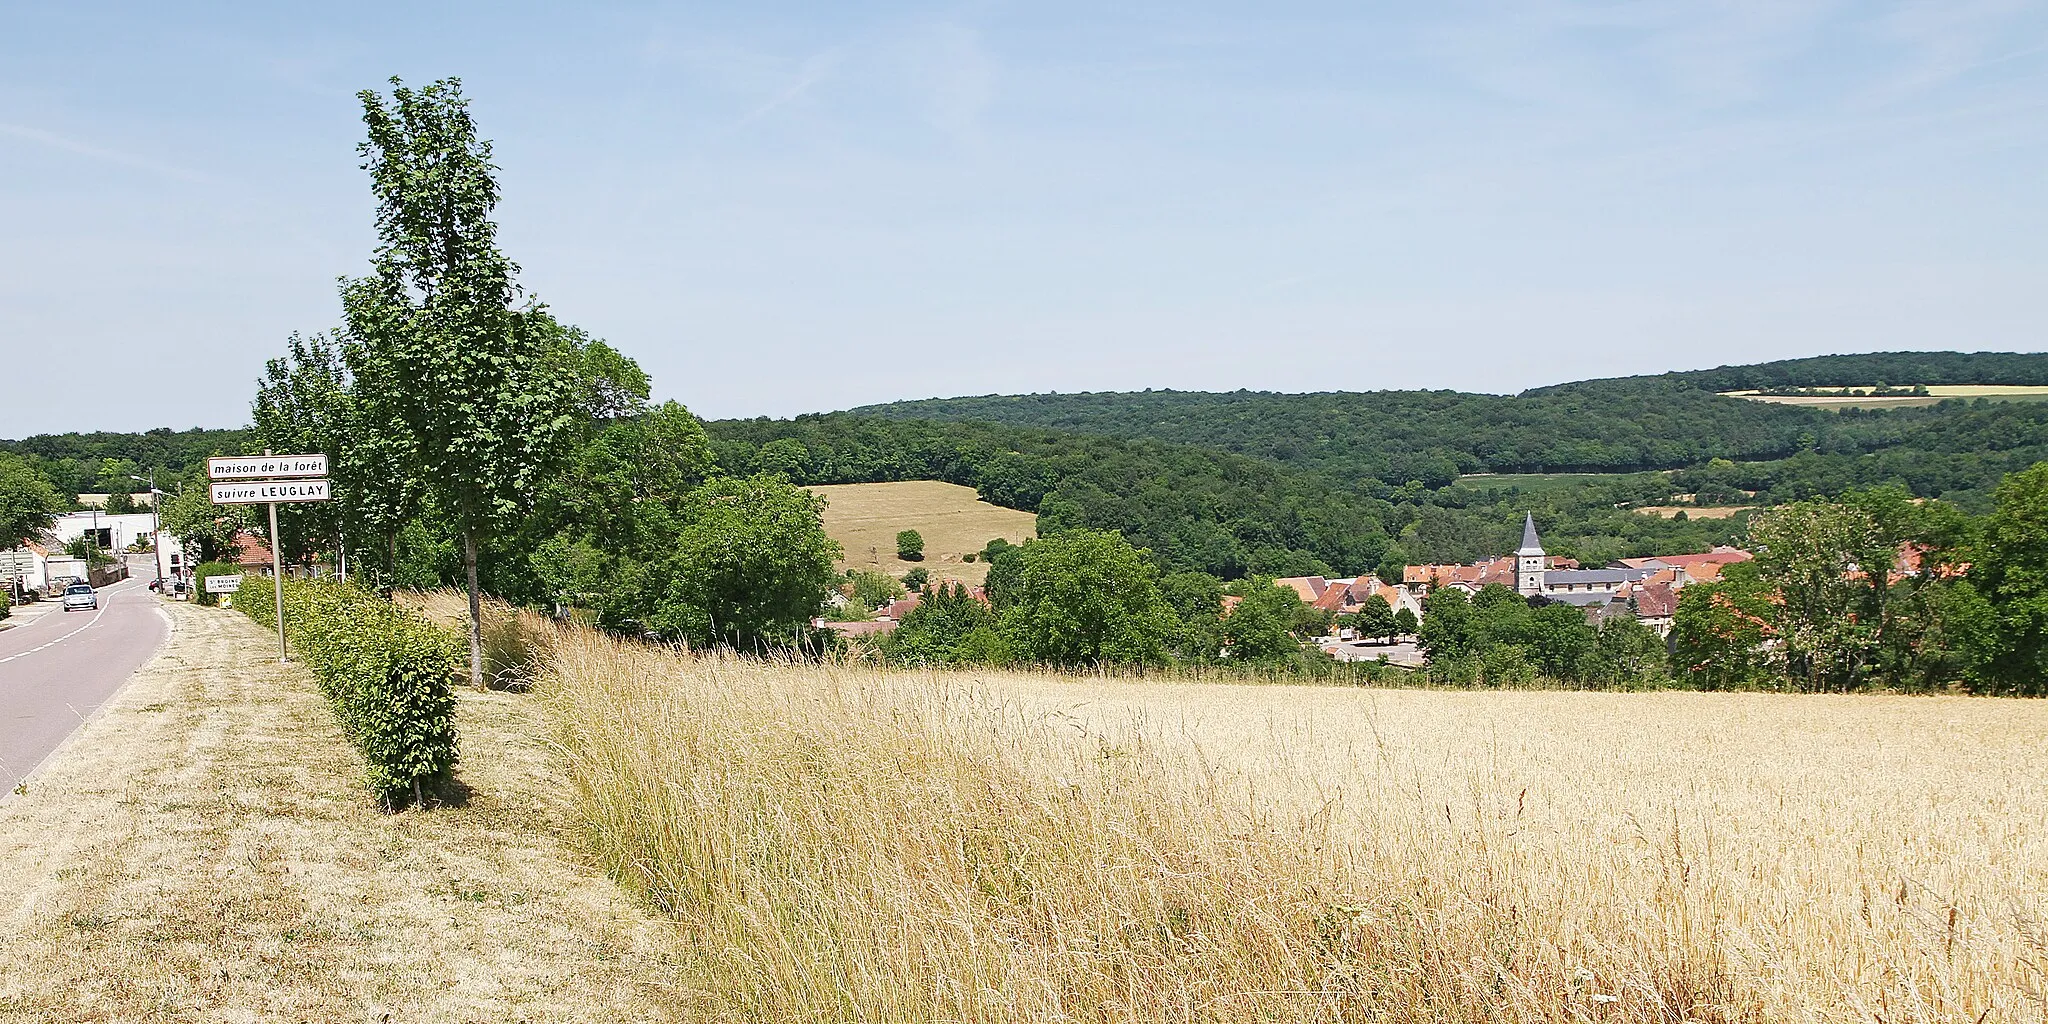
xmin=210 ymin=479 xmax=332 ymax=505
xmin=208 ymin=454 xmax=328 ymax=481
xmin=204 ymin=575 xmax=242 ymax=594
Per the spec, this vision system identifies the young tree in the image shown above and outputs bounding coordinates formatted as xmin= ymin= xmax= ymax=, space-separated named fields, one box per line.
xmin=896 ymin=529 xmax=925 ymax=562
xmin=1393 ymin=606 xmax=1419 ymax=638
xmin=1349 ymin=597 xmax=1396 ymax=643
xmin=993 ymin=529 xmax=1174 ymax=667
xmin=902 ymin=566 xmax=930 ymax=592
xmin=343 ymin=78 xmax=586 ymax=687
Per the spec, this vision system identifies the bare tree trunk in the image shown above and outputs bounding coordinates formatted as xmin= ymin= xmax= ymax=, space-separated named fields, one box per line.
xmin=464 ymin=531 xmax=484 ymax=690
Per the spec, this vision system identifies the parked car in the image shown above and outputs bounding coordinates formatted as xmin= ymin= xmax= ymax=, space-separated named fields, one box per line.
xmin=62 ymin=583 xmax=98 ymax=612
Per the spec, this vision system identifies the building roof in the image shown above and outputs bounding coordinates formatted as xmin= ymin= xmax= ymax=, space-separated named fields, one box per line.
xmin=1544 ymin=567 xmax=1655 ymax=587
xmin=1514 ymin=512 xmax=1544 ymax=556
xmin=1273 ymin=576 xmax=1328 ymax=603
xmin=234 ymin=532 xmax=274 ymax=567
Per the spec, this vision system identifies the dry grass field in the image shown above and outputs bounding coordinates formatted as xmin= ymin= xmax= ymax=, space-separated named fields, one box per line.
xmin=548 ymin=632 xmax=2048 ymax=1023
xmin=1634 ymin=505 xmax=1749 ymax=519
xmin=807 ymin=480 xmax=1036 ymax=587
xmin=8 ymin=599 xmax=2043 ymax=1021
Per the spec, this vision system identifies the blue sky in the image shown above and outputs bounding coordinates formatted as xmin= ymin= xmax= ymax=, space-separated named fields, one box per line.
xmin=3 ymin=1 xmax=2045 ymax=436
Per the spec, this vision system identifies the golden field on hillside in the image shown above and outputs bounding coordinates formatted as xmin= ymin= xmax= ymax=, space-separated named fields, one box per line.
xmin=1724 ymin=385 xmax=2048 ymax=410
xmin=547 ymin=632 xmax=2048 ymax=1023
xmin=807 ymin=480 xmax=1036 ymax=586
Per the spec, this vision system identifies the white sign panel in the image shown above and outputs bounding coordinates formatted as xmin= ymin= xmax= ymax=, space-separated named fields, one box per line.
xmin=0 ymin=550 xmax=35 ymax=575
xmin=210 ymin=479 xmax=332 ymax=505
xmin=208 ymin=454 xmax=328 ymax=481
xmin=204 ymin=575 xmax=242 ymax=594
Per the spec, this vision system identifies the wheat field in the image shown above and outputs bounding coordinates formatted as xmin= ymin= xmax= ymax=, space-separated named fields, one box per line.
xmin=544 ymin=631 xmax=2048 ymax=1022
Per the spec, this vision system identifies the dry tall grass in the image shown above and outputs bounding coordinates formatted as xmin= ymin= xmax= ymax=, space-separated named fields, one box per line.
xmin=397 ymin=588 xmax=560 ymax=689
xmin=541 ymin=629 xmax=2048 ymax=1022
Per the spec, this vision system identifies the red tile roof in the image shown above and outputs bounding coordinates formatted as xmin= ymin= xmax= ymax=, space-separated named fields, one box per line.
xmin=1273 ymin=576 xmax=1328 ymax=603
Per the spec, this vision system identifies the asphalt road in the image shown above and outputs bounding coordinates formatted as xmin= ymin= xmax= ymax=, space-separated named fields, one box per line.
xmin=0 ymin=579 xmax=168 ymax=793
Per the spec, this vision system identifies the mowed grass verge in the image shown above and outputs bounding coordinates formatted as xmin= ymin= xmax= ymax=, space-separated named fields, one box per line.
xmin=0 ymin=601 xmax=690 ymax=1022
xmin=806 ymin=479 xmax=1036 ymax=587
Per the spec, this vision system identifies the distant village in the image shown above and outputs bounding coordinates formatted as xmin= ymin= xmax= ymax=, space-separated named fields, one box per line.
xmin=819 ymin=511 xmax=1757 ymax=666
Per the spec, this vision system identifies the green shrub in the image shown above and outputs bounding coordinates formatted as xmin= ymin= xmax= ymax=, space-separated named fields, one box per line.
xmin=895 ymin=529 xmax=924 ymax=561
xmin=235 ymin=575 xmax=462 ymax=806
xmin=191 ymin=561 xmax=244 ymax=606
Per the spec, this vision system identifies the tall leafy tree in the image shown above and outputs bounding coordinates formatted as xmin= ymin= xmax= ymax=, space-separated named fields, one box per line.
xmin=992 ymin=529 xmax=1174 ymax=667
xmin=1668 ymin=562 xmax=1779 ymax=690
xmin=1223 ymin=580 xmax=1309 ymax=663
xmin=1966 ymin=463 xmax=2048 ymax=695
xmin=601 ymin=474 xmax=840 ymax=650
xmin=342 ymin=77 xmax=585 ymax=686
xmin=0 ymin=453 xmax=63 ymax=550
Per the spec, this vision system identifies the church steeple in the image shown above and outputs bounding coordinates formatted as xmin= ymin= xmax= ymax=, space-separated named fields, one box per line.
xmin=1515 ymin=512 xmax=1544 ymax=596
xmin=1515 ymin=511 xmax=1543 ymax=556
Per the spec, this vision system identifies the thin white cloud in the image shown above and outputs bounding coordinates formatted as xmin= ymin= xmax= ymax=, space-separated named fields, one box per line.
xmin=0 ymin=122 xmax=217 ymax=184
xmin=738 ymin=50 xmax=840 ymax=125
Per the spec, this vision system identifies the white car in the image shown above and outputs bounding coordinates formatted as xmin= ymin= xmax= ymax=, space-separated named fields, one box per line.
xmin=62 ymin=583 xmax=98 ymax=612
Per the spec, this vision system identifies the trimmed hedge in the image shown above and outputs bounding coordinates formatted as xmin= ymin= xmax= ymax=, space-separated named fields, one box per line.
xmin=235 ymin=575 xmax=461 ymax=805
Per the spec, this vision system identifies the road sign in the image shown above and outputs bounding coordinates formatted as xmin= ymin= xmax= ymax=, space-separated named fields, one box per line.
xmin=210 ymin=479 xmax=332 ymax=505
xmin=0 ymin=550 xmax=34 ymax=575
xmin=204 ymin=575 xmax=242 ymax=594
xmin=207 ymin=454 xmax=328 ymax=481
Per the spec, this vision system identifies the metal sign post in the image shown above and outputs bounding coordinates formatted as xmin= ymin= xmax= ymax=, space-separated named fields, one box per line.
xmin=209 ymin=452 xmax=331 ymax=664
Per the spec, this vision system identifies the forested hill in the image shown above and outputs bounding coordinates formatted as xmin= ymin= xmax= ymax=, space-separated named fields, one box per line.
xmin=0 ymin=427 xmax=251 ymax=495
xmin=849 ymin=351 xmax=2048 ymax=493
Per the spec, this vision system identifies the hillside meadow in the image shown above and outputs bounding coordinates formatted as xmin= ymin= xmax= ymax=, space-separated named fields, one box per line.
xmin=546 ymin=629 xmax=2048 ymax=1023
xmin=807 ymin=480 xmax=1036 ymax=586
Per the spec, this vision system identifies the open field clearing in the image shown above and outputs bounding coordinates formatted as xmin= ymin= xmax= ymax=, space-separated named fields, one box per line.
xmin=1634 ymin=505 xmax=1750 ymax=518
xmin=1452 ymin=471 xmax=1671 ymax=491
xmin=550 ymin=632 xmax=2048 ymax=1023
xmin=807 ymin=479 xmax=1036 ymax=586
xmin=1724 ymin=385 xmax=2048 ymax=410
xmin=0 ymin=602 xmax=689 ymax=1022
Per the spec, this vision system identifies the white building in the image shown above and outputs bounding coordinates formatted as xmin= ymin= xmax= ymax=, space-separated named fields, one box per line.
xmin=44 ymin=511 xmax=184 ymax=582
